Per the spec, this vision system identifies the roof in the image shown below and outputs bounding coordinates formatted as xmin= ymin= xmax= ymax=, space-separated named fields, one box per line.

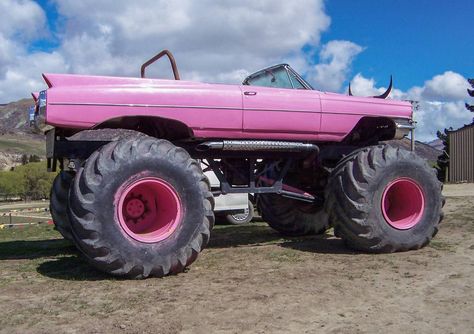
xmin=448 ymin=122 xmax=474 ymax=134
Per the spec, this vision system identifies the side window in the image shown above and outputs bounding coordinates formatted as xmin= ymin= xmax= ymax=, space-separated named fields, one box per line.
xmin=247 ymin=67 xmax=293 ymax=89
xmin=289 ymin=71 xmax=306 ymax=89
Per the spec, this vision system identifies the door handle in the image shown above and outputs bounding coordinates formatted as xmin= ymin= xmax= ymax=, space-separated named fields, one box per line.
xmin=244 ymin=91 xmax=257 ymax=96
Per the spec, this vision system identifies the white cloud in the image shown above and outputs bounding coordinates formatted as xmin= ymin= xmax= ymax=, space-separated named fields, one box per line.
xmin=0 ymin=50 xmax=67 ymax=102
xmin=0 ymin=0 xmax=47 ymax=40
xmin=0 ymin=0 xmax=49 ymax=81
xmin=52 ymin=0 xmax=331 ymax=79
xmin=348 ymin=73 xmax=379 ymax=96
xmin=422 ymin=71 xmax=470 ymax=101
xmin=348 ymin=73 xmax=473 ymax=141
xmin=0 ymin=0 xmax=332 ymax=101
xmin=307 ymin=40 xmax=364 ymax=92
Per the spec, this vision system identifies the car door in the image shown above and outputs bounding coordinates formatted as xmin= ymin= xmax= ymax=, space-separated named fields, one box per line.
xmin=241 ymin=66 xmax=321 ymax=140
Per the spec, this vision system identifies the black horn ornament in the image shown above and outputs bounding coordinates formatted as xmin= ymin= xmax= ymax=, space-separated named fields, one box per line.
xmin=348 ymin=75 xmax=393 ymax=99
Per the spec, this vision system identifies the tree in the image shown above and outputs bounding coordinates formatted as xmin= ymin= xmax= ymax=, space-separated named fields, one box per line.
xmin=436 ymin=77 xmax=474 ymax=182
xmin=466 ymin=78 xmax=474 ymax=112
xmin=29 ymin=154 xmax=41 ymax=163
xmin=15 ymin=162 xmax=56 ymax=200
xmin=21 ymin=154 xmax=28 ymax=165
xmin=435 ymin=128 xmax=452 ymax=182
xmin=0 ymin=171 xmax=23 ymax=201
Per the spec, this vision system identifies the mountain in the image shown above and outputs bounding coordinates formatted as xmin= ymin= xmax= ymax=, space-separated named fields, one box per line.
xmin=0 ymin=98 xmax=45 ymax=170
xmin=0 ymin=98 xmax=35 ymax=133
xmin=425 ymin=138 xmax=444 ymax=151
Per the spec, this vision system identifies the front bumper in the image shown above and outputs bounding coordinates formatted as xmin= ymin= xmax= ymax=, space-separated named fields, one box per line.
xmin=393 ymin=118 xmax=415 ymax=139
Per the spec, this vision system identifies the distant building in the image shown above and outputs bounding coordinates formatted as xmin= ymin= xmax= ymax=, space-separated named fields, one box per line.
xmin=448 ymin=124 xmax=474 ymax=183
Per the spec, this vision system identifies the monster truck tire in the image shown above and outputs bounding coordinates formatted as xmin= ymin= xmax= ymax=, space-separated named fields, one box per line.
xmin=258 ymin=193 xmax=329 ymax=236
xmin=257 ymin=162 xmax=330 ymax=236
xmin=325 ymin=145 xmax=444 ymax=252
xmin=67 ymin=137 xmax=214 ymax=278
xmin=50 ymin=171 xmax=74 ymax=241
xmin=49 ymin=129 xmax=148 ymax=242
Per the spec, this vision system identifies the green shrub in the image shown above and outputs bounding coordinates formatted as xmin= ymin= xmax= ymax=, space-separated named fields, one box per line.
xmin=0 ymin=162 xmax=57 ymax=201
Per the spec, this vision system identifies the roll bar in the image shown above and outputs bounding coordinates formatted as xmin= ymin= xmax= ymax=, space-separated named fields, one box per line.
xmin=140 ymin=49 xmax=180 ymax=80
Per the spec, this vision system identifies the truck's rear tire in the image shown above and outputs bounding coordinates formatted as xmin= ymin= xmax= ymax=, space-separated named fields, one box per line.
xmin=50 ymin=171 xmax=73 ymax=241
xmin=325 ymin=145 xmax=444 ymax=252
xmin=67 ymin=137 xmax=214 ymax=278
xmin=258 ymin=194 xmax=329 ymax=236
xmin=49 ymin=129 xmax=147 ymax=242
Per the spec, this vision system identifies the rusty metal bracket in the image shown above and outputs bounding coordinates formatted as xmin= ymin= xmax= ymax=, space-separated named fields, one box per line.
xmin=140 ymin=49 xmax=180 ymax=80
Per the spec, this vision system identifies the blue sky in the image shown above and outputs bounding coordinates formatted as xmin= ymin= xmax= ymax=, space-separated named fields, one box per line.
xmin=0 ymin=0 xmax=472 ymax=140
xmin=322 ymin=0 xmax=473 ymax=91
xmin=30 ymin=0 xmax=473 ymax=91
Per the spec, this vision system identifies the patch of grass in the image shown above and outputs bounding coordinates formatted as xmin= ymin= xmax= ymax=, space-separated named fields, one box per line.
xmin=209 ymin=222 xmax=287 ymax=248
xmin=0 ymin=215 xmax=49 ymax=225
xmin=0 ymin=136 xmax=44 ymax=156
xmin=268 ymin=249 xmax=303 ymax=263
xmin=0 ymin=223 xmax=58 ymax=241
xmin=428 ymin=239 xmax=455 ymax=252
xmin=0 ymin=202 xmax=49 ymax=213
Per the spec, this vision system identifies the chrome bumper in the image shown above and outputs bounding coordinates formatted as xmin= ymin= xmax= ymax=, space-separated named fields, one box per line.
xmin=33 ymin=90 xmax=53 ymax=133
xmin=393 ymin=119 xmax=415 ymax=139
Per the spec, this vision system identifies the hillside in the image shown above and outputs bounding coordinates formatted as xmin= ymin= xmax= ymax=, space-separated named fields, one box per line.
xmin=0 ymin=98 xmax=45 ymax=170
xmin=0 ymin=98 xmax=36 ymax=134
xmin=426 ymin=138 xmax=444 ymax=151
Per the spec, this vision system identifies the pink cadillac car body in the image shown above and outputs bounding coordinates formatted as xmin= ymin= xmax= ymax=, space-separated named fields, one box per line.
xmin=38 ymin=70 xmax=412 ymax=143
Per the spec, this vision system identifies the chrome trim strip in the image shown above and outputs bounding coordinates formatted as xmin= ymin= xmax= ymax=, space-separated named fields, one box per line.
xmin=49 ymin=101 xmax=238 ymax=110
xmin=49 ymin=102 xmax=317 ymax=114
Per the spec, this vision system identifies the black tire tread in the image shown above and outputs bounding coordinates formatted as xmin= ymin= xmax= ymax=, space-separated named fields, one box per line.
xmin=325 ymin=144 xmax=444 ymax=252
xmin=258 ymin=193 xmax=329 ymax=236
xmin=50 ymin=172 xmax=74 ymax=241
xmin=68 ymin=137 xmax=214 ymax=278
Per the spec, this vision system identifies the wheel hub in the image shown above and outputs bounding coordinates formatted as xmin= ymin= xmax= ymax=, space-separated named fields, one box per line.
xmin=381 ymin=177 xmax=425 ymax=230
xmin=124 ymin=194 xmax=147 ymax=222
xmin=117 ymin=177 xmax=182 ymax=243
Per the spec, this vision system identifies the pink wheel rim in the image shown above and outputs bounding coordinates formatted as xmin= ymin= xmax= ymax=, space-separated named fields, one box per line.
xmin=381 ymin=177 xmax=425 ymax=230
xmin=117 ymin=177 xmax=182 ymax=243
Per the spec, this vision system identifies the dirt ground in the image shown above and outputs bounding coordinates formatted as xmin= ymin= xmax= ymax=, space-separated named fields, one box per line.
xmin=0 ymin=184 xmax=473 ymax=334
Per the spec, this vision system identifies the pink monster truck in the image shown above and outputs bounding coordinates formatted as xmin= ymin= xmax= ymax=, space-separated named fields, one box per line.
xmin=31 ymin=50 xmax=443 ymax=278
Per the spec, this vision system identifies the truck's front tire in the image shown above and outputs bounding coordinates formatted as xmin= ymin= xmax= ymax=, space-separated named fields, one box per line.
xmin=67 ymin=137 xmax=214 ymax=278
xmin=325 ymin=145 xmax=444 ymax=252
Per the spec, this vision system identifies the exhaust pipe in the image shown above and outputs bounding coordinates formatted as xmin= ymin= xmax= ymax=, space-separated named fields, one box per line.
xmin=196 ymin=140 xmax=319 ymax=153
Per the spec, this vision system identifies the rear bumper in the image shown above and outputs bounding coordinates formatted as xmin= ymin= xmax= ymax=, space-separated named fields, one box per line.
xmin=33 ymin=90 xmax=54 ymax=133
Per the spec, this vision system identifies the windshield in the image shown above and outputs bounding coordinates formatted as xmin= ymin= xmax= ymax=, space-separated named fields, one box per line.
xmin=243 ymin=64 xmax=313 ymax=90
